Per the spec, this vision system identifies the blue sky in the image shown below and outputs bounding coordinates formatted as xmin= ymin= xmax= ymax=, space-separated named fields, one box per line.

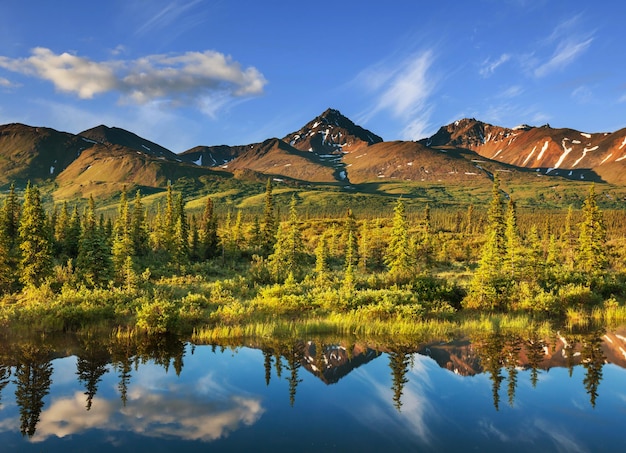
xmin=0 ymin=0 xmax=624 ymax=152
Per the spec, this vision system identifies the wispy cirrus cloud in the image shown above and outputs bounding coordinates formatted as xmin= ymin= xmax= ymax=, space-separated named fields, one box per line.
xmin=356 ymin=50 xmax=438 ymax=140
xmin=479 ymin=53 xmax=511 ymax=77
xmin=533 ymin=15 xmax=594 ymax=77
xmin=0 ymin=47 xmax=267 ymax=114
xmin=0 ymin=76 xmax=16 ymax=88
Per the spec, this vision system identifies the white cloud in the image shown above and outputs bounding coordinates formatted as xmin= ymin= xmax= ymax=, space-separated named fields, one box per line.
xmin=571 ymin=85 xmax=593 ymax=104
xmin=532 ymin=16 xmax=594 ymax=78
xmin=499 ymin=85 xmax=524 ymax=98
xmin=0 ymin=76 xmax=17 ymax=88
xmin=479 ymin=54 xmax=511 ymax=77
xmin=356 ymin=50 xmax=438 ymax=141
xmin=135 ymin=0 xmax=205 ymax=37
xmin=534 ymin=37 xmax=593 ymax=78
xmin=0 ymin=47 xmax=267 ymax=113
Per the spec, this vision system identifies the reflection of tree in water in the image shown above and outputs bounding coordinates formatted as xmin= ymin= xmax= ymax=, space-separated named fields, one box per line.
xmin=388 ymin=345 xmax=413 ymax=412
xmin=581 ymin=330 xmax=605 ymax=408
xmin=76 ymin=337 xmax=110 ymax=411
xmin=504 ymin=336 xmax=521 ymax=407
xmin=0 ymin=363 xmax=10 ymax=409
xmin=13 ymin=344 xmax=53 ymax=438
xmin=109 ymin=335 xmax=134 ymax=407
xmin=284 ymin=341 xmax=304 ymax=407
xmin=525 ymin=333 xmax=545 ymax=388
xmin=474 ymin=333 xmax=505 ymax=411
xmin=262 ymin=349 xmax=273 ymax=386
xmin=109 ymin=333 xmax=187 ymax=406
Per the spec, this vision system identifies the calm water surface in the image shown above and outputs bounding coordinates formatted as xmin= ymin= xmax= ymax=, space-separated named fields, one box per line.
xmin=0 ymin=330 xmax=625 ymax=452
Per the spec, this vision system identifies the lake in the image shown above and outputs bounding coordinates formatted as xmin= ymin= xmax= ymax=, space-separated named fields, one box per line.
xmin=0 ymin=328 xmax=625 ymax=452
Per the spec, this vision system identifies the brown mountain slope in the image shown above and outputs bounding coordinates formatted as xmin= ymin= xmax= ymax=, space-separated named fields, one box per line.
xmin=422 ymin=118 xmax=626 ymax=183
xmin=54 ymin=143 xmax=221 ymax=200
xmin=217 ymin=138 xmax=339 ymax=183
xmin=0 ymin=123 xmax=95 ymax=185
xmin=342 ymin=140 xmax=527 ymax=185
xmin=284 ymin=108 xmax=383 ymax=156
xmin=80 ymin=125 xmax=180 ymax=161
xmin=179 ymin=144 xmax=249 ymax=167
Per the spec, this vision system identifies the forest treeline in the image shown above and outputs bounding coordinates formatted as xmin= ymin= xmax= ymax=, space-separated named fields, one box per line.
xmin=0 ymin=177 xmax=625 ymax=335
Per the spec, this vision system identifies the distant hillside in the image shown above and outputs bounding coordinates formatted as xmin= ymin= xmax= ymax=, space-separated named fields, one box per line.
xmin=0 ymin=123 xmax=94 ymax=185
xmin=1 ymin=109 xmax=625 ymax=204
xmin=80 ymin=124 xmax=180 ymax=161
xmin=421 ymin=118 xmax=626 ymax=183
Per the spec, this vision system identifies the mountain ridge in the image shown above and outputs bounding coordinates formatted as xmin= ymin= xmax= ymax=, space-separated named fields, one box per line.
xmin=1 ymin=110 xmax=625 ymax=201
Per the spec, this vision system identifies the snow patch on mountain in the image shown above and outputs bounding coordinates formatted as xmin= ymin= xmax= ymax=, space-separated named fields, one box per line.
xmin=523 ymin=146 xmax=537 ymax=166
xmin=193 ymin=155 xmax=202 ymax=166
xmin=536 ymin=140 xmax=549 ymax=161
xmin=553 ymin=139 xmax=573 ymax=169
xmin=581 ymin=132 xmax=591 ymax=139
xmin=572 ymin=146 xmax=598 ymax=167
xmin=620 ymin=137 xmax=626 ymax=150
xmin=600 ymin=154 xmax=613 ymax=165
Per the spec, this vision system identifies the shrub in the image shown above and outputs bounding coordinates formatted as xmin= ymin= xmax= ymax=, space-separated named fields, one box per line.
xmin=136 ymin=298 xmax=178 ymax=335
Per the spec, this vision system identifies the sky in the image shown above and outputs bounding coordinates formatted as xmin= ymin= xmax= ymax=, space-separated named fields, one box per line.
xmin=0 ymin=0 xmax=625 ymax=152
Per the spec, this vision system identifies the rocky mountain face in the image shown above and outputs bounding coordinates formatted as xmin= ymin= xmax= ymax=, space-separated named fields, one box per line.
xmin=2 ymin=110 xmax=626 ymax=199
xmin=421 ymin=118 xmax=626 ymax=184
xmin=80 ymin=124 xmax=180 ymax=162
xmin=0 ymin=123 xmax=92 ymax=184
xmin=181 ymin=109 xmax=521 ymax=186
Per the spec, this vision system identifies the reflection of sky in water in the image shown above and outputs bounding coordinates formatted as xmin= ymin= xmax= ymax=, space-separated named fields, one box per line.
xmin=0 ymin=345 xmax=626 ymax=451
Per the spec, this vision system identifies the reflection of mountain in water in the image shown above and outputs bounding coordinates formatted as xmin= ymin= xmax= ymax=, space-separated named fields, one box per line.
xmin=417 ymin=328 xmax=626 ymax=378
xmin=301 ymin=341 xmax=382 ymax=384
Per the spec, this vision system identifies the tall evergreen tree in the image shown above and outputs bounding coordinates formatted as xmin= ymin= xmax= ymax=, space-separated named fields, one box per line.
xmin=314 ymin=231 xmax=331 ymax=284
xmin=131 ymin=190 xmax=149 ymax=256
xmin=503 ymin=198 xmax=523 ymax=281
xmin=200 ymin=197 xmax=219 ymax=259
xmin=343 ymin=208 xmax=358 ymax=266
xmin=0 ymin=184 xmax=21 ymax=292
xmin=172 ymin=193 xmax=189 ymax=269
xmin=464 ymin=176 xmax=509 ymax=310
xmin=261 ymin=178 xmax=277 ymax=256
xmin=385 ymin=199 xmax=411 ymax=280
xmin=18 ymin=183 xmax=53 ymax=287
xmin=112 ymin=187 xmax=134 ymax=280
xmin=268 ymin=195 xmax=303 ymax=281
xmin=77 ymin=196 xmax=113 ymax=287
xmin=576 ymin=184 xmax=607 ymax=280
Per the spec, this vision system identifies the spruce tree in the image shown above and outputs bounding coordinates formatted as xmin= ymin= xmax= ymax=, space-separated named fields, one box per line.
xmin=314 ymin=231 xmax=331 ymax=284
xmin=112 ymin=187 xmax=134 ymax=280
xmin=0 ymin=184 xmax=21 ymax=292
xmin=18 ymin=183 xmax=53 ymax=287
xmin=261 ymin=178 xmax=277 ymax=256
xmin=464 ymin=176 xmax=509 ymax=310
xmin=343 ymin=208 xmax=358 ymax=266
xmin=172 ymin=193 xmax=189 ymax=269
xmin=576 ymin=184 xmax=607 ymax=280
xmin=77 ymin=196 xmax=113 ymax=287
xmin=130 ymin=190 xmax=149 ymax=256
xmin=504 ymin=198 xmax=522 ymax=282
xmin=358 ymin=219 xmax=370 ymax=273
xmin=385 ymin=199 xmax=411 ymax=280
xmin=200 ymin=197 xmax=219 ymax=259
xmin=268 ymin=195 xmax=303 ymax=281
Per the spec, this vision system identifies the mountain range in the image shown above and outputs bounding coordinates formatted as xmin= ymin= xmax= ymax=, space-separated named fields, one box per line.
xmin=1 ymin=108 xmax=625 ymax=201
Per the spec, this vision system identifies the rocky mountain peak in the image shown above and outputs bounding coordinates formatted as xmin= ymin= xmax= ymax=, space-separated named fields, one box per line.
xmin=283 ymin=108 xmax=383 ymax=155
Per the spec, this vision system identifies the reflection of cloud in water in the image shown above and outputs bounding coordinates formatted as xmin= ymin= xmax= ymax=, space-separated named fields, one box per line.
xmin=532 ymin=419 xmax=589 ymax=453
xmin=351 ymin=353 xmax=434 ymax=446
xmin=28 ymin=378 xmax=264 ymax=443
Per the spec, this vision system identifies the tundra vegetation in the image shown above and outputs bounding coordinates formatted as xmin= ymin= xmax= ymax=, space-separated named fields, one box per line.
xmin=0 ymin=177 xmax=625 ymax=340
